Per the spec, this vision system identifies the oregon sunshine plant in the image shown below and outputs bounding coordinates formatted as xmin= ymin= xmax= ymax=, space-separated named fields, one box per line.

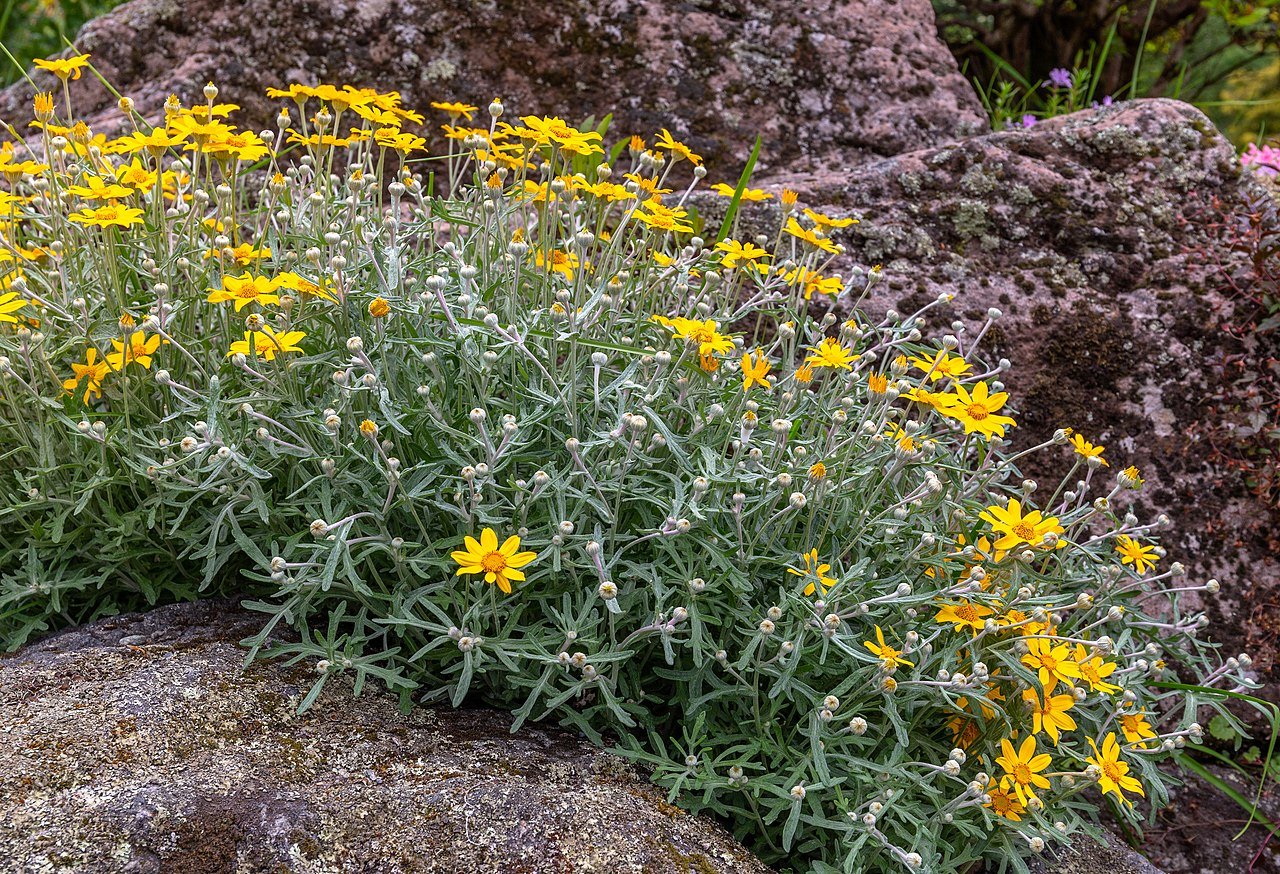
xmin=0 ymin=52 xmax=1260 ymax=873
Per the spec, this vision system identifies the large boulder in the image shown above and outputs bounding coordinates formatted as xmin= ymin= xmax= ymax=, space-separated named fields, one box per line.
xmin=0 ymin=600 xmax=770 ymax=873
xmin=0 ymin=0 xmax=986 ymax=178
xmin=775 ymin=98 xmax=1278 ymax=699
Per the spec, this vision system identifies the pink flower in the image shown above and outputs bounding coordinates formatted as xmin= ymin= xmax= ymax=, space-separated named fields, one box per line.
xmin=1242 ymin=143 xmax=1280 ymax=178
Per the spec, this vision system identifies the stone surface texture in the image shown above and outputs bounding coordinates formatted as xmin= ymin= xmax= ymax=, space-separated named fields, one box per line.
xmin=0 ymin=0 xmax=986 ymax=178
xmin=0 ymin=600 xmax=770 ymax=874
xmin=1030 ymin=831 xmax=1166 ymax=874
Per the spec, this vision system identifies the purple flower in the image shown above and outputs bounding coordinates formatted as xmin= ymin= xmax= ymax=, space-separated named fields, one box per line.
xmin=1047 ymin=68 xmax=1073 ymax=89
xmin=1020 ymin=114 xmax=1038 ymax=128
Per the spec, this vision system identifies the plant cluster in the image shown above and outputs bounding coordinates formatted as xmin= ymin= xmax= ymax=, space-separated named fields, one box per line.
xmin=0 ymin=57 xmax=1261 ymax=873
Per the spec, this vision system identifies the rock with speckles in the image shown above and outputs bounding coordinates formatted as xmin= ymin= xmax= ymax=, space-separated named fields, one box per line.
xmin=0 ymin=599 xmax=772 ymax=873
xmin=1030 ymin=831 xmax=1166 ymax=874
xmin=0 ymin=0 xmax=986 ymax=180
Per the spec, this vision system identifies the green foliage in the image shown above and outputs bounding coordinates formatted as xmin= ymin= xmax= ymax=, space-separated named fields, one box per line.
xmin=0 ymin=0 xmax=123 ymax=88
xmin=935 ymin=0 xmax=1280 ymax=142
xmin=0 ymin=73 xmax=1261 ymax=872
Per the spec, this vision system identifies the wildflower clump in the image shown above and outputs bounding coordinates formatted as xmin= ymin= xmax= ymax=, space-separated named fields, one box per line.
xmin=0 ymin=60 xmax=1259 ymax=873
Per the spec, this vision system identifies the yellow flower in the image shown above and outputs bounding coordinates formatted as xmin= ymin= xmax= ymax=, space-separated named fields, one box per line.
xmin=205 ymin=129 xmax=272 ymax=163
xmin=517 ymin=116 xmax=603 ymax=154
xmin=783 ymin=216 xmax=839 ymax=254
xmin=1022 ymin=638 xmax=1082 ymax=693
xmin=793 ymin=363 xmax=813 ymax=385
xmin=863 ymin=625 xmax=913 ymax=671
xmin=633 ymin=205 xmax=694 ymax=234
xmin=995 ymin=735 xmax=1052 ymax=806
xmin=740 ymin=349 xmax=772 ymax=391
xmin=979 ymin=499 xmax=1063 ymax=551
xmin=430 ymin=100 xmax=480 ymax=120
xmin=0 ymin=290 xmax=27 ymax=324
xmin=0 ymin=157 xmax=49 ymax=178
xmin=369 ymin=297 xmax=391 ymax=318
xmin=984 ymin=779 xmax=1026 ymax=821
xmin=1115 ymin=535 xmax=1158 ymax=575
xmin=204 ymin=242 xmax=272 ymax=265
xmin=207 ymin=274 xmax=282 ymax=311
xmin=277 ymin=271 xmax=337 ymax=301
xmin=715 ymin=238 xmax=770 ymax=269
xmin=106 ymin=128 xmax=189 ymax=156
xmin=168 ymin=114 xmax=232 ymax=148
xmin=654 ymin=316 xmax=735 ymax=357
xmin=1120 ymin=465 xmax=1144 ymax=488
xmin=787 ymin=548 xmax=837 ymax=596
xmin=33 ymin=92 xmax=55 ymax=121
xmin=902 ymin=386 xmax=946 ymax=408
xmin=1023 ymin=688 xmax=1077 ymax=744
xmin=1073 ymin=644 xmax=1120 ymax=694
xmin=106 ymin=331 xmax=161 ymax=371
xmin=359 ymin=419 xmax=379 ymax=438
xmin=867 ymin=372 xmax=888 ymax=395
xmin=1069 ymin=431 xmax=1108 ymax=466
xmin=62 ymin=347 xmax=109 ymax=403
xmin=785 ymin=267 xmax=844 ymax=300
xmin=654 ymin=128 xmax=702 ymax=165
xmin=885 ymin=424 xmax=917 ymax=452
xmin=34 ymin=52 xmax=92 ymax=81
xmin=451 ymin=527 xmax=539 ymax=594
xmin=936 ymin=381 xmax=1017 ymax=440
xmin=801 ymin=208 xmax=857 ymax=230
xmin=67 ymin=204 xmax=145 ymax=229
xmin=226 ymin=326 xmax=305 ymax=361
xmin=1086 ymin=733 xmax=1144 ymax=806
xmin=908 ymin=350 xmax=972 ymax=382
xmin=533 ymin=248 xmax=579 ymax=280
xmin=115 ymin=159 xmax=159 ymax=190
xmin=808 ymin=462 xmax=827 ymax=481
xmin=65 ymin=175 xmax=135 ymax=201
xmin=934 ymin=600 xmax=994 ymax=635
xmin=1119 ymin=710 xmax=1157 ymax=747
xmin=805 ymin=337 xmax=855 ymax=370
xmin=710 ymin=183 xmax=772 ymax=201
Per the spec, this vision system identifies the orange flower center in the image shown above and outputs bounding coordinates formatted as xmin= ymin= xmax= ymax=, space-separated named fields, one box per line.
xmin=1013 ymin=522 xmax=1038 ymax=541
xmin=966 ymin=403 xmax=989 ymax=420
xmin=97 ymin=207 xmax=119 ymax=221
xmin=1012 ymin=764 xmax=1033 ymax=784
xmin=481 ymin=551 xmax=507 ymax=574
xmin=236 ymin=285 xmax=260 ymax=299
xmin=1039 ymin=653 xmax=1058 ymax=672
xmin=1101 ymin=761 xmax=1122 ymax=782
xmin=130 ymin=341 xmax=147 ymax=358
xmin=956 ymin=605 xmax=981 ymax=623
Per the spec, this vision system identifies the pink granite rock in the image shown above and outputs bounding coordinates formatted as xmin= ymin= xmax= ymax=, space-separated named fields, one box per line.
xmin=0 ymin=0 xmax=986 ymax=178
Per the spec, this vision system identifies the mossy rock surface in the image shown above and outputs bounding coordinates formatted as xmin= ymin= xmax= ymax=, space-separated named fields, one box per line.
xmin=0 ymin=600 xmax=770 ymax=873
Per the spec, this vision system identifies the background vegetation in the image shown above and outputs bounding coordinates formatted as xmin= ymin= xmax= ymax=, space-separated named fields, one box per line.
xmin=934 ymin=0 xmax=1280 ymax=143
xmin=0 ymin=0 xmax=119 ymax=80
